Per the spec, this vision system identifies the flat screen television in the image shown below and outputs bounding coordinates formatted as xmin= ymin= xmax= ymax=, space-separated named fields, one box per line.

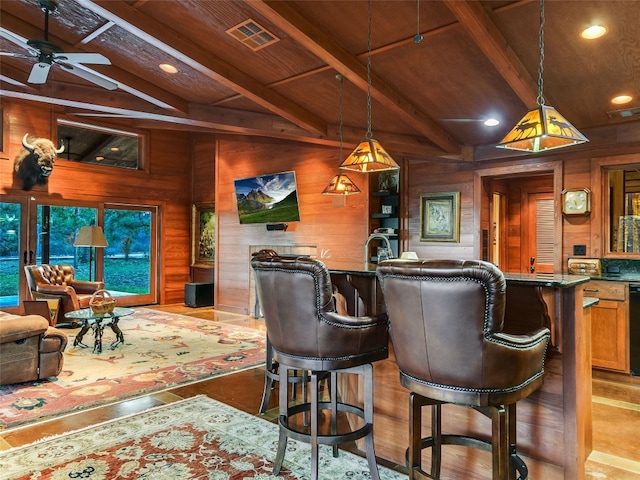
xmin=234 ymin=170 xmax=301 ymax=225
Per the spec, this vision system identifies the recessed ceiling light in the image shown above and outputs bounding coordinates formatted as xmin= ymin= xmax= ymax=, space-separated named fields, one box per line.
xmin=95 ymin=156 xmax=104 ymax=161
xmin=110 ymin=147 xmax=119 ymax=152
xmin=484 ymin=118 xmax=500 ymax=127
xmin=581 ymin=25 xmax=607 ymax=40
xmin=611 ymin=95 xmax=633 ymax=105
xmin=159 ymin=63 xmax=178 ymax=73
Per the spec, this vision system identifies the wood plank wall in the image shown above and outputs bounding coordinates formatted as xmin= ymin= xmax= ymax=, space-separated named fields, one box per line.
xmin=213 ymin=136 xmax=369 ymax=314
xmin=0 ymin=99 xmax=192 ymax=305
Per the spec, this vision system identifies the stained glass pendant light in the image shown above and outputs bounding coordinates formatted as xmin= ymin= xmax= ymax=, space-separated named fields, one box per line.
xmin=498 ymin=0 xmax=587 ymax=152
xmin=324 ymin=75 xmax=361 ymax=195
xmin=339 ymin=0 xmax=399 ymax=172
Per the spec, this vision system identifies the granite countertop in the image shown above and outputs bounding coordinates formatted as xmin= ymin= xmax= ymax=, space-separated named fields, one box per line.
xmin=324 ymin=262 xmax=595 ymax=287
xmin=585 ymin=273 xmax=640 ymax=283
xmin=325 ymin=262 xmax=377 ymax=276
xmin=583 ymin=297 xmax=600 ymax=309
xmin=503 ymin=273 xmax=591 ymax=288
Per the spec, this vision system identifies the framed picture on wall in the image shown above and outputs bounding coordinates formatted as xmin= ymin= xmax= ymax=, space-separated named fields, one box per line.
xmin=419 ymin=192 xmax=460 ymax=242
xmin=192 ymin=202 xmax=215 ymax=266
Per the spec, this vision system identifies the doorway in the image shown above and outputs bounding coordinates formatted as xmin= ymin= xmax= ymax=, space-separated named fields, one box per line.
xmin=475 ymin=161 xmax=562 ymax=274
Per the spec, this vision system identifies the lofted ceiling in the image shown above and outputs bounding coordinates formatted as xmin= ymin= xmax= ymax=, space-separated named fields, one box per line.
xmin=1 ymin=0 xmax=640 ymax=163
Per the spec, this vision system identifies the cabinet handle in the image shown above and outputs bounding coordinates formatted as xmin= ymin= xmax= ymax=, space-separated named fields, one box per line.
xmin=584 ymin=288 xmax=599 ymax=293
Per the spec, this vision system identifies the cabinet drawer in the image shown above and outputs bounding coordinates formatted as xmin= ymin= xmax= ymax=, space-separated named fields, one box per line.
xmin=583 ymin=280 xmax=627 ymax=301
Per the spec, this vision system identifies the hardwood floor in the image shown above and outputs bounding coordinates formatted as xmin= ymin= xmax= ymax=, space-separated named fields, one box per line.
xmin=2 ymin=304 xmax=639 ymax=479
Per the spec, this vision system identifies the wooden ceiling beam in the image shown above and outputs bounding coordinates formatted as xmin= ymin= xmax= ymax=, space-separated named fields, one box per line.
xmin=443 ymin=0 xmax=539 ymax=108
xmin=250 ymin=0 xmax=461 ymax=155
xmin=0 ymin=13 xmax=189 ymax=114
xmin=1 ymin=86 xmax=450 ymax=160
xmin=76 ymin=0 xmax=327 ymax=136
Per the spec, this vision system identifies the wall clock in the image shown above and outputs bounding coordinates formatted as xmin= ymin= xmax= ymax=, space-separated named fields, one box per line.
xmin=562 ymin=188 xmax=591 ymax=215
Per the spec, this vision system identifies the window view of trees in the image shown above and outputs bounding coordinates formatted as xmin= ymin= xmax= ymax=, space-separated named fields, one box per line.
xmin=37 ymin=206 xmax=97 ymax=269
xmin=0 ymin=202 xmax=21 ymax=305
xmin=104 ymin=208 xmax=151 ymax=294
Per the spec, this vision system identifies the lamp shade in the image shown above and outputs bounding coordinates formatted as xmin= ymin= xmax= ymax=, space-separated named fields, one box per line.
xmin=339 ymin=138 xmax=400 ymax=172
xmin=73 ymin=226 xmax=108 ymax=247
xmin=322 ymin=173 xmax=361 ymax=195
xmin=497 ymin=105 xmax=588 ymax=154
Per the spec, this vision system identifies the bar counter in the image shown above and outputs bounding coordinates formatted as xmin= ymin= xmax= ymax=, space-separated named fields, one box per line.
xmin=327 ymin=262 xmax=593 ymax=480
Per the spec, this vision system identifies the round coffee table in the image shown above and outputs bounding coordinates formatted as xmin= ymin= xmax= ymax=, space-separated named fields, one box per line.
xmin=66 ymin=307 xmax=135 ymax=354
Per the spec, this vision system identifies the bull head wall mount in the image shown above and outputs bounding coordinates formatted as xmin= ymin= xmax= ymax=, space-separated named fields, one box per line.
xmin=14 ymin=133 xmax=64 ymax=191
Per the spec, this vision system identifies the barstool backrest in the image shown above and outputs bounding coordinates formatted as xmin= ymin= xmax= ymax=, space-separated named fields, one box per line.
xmin=377 ymin=259 xmax=548 ymax=394
xmin=251 ymin=251 xmax=388 ymax=367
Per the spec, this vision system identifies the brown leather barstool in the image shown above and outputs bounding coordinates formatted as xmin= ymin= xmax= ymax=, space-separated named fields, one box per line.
xmin=377 ymin=259 xmax=550 ymax=480
xmin=252 ymin=250 xmax=312 ymax=415
xmin=251 ymin=252 xmax=389 ymax=480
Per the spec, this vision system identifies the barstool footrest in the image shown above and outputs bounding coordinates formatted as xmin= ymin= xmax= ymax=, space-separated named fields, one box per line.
xmin=280 ymin=400 xmax=372 ymax=445
xmin=407 ymin=434 xmax=529 ymax=480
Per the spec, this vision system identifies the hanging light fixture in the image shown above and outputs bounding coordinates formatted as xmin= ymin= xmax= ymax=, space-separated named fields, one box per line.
xmin=324 ymin=74 xmax=361 ymax=195
xmin=339 ymin=0 xmax=399 ymax=172
xmin=498 ymin=0 xmax=587 ymax=153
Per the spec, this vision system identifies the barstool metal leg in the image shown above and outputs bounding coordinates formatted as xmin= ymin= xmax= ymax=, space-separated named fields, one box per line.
xmin=362 ymin=363 xmax=381 ymax=480
xmin=330 ymin=371 xmax=339 ymax=457
xmin=273 ymin=364 xmax=289 ymax=475
xmin=431 ymin=402 xmax=442 ymax=478
xmin=260 ymin=337 xmax=277 ymax=414
xmin=311 ymin=371 xmax=320 ymax=480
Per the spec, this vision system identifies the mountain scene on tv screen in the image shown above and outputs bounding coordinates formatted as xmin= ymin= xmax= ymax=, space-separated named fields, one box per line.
xmin=235 ymin=170 xmax=302 ymax=225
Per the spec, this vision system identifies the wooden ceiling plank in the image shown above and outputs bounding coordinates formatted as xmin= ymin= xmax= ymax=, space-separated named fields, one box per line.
xmin=251 ymin=0 xmax=460 ymax=155
xmin=0 ymin=12 xmax=189 ymax=114
xmin=444 ymin=0 xmax=538 ymax=108
xmin=77 ymin=0 xmax=327 ymax=136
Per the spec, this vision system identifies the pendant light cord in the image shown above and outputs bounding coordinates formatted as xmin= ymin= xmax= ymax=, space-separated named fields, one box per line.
xmin=366 ymin=0 xmax=373 ymax=140
xmin=337 ymin=74 xmax=344 ymax=160
xmin=536 ymin=0 xmax=545 ymax=106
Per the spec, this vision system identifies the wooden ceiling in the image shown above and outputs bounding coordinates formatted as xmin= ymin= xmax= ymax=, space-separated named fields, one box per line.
xmin=2 ymin=0 xmax=639 ymax=162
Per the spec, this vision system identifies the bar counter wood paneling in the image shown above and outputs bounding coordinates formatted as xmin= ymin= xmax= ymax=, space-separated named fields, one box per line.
xmin=329 ymin=265 xmax=593 ymax=480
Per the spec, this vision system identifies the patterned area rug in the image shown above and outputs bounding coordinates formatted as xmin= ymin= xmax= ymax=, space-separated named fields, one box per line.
xmin=0 ymin=395 xmax=406 ymax=480
xmin=0 ymin=309 xmax=265 ymax=431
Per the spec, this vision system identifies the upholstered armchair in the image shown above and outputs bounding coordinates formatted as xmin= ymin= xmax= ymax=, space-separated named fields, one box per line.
xmin=24 ymin=264 xmax=104 ymax=322
xmin=0 ymin=311 xmax=68 ymax=385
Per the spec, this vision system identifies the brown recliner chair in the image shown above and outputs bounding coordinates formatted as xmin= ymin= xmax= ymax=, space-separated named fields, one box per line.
xmin=377 ymin=259 xmax=550 ymax=480
xmin=251 ymin=252 xmax=389 ymax=480
xmin=0 ymin=311 xmax=68 ymax=385
xmin=24 ymin=264 xmax=104 ymax=325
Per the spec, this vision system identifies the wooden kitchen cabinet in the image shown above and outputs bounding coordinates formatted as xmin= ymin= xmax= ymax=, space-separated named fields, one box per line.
xmin=585 ymin=280 xmax=629 ymax=372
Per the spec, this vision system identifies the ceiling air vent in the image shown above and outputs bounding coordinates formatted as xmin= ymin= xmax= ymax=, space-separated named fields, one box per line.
xmin=607 ymin=107 xmax=640 ymax=119
xmin=226 ymin=19 xmax=279 ymax=51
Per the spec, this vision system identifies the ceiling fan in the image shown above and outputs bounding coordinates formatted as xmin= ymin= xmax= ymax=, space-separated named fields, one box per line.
xmin=0 ymin=0 xmax=117 ymax=90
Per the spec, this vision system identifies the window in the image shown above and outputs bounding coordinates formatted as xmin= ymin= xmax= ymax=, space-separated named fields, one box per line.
xmin=609 ymin=166 xmax=640 ymax=253
xmin=57 ymin=120 xmax=141 ymax=169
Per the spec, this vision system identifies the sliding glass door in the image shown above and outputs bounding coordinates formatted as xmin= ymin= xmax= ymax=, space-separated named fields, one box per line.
xmin=103 ymin=205 xmax=156 ymax=306
xmin=0 ymin=199 xmax=26 ymax=309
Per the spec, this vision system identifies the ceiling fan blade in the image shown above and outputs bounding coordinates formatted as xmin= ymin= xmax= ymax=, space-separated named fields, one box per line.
xmin=0 ymin=52 xmax=29 ymax=58
xmin=54 ymin=52 xmax=111 ymax=65
xmin=60 ymin=63 xmax=118 ymax=90
xmin=28 ymin=62 xmax=51 ymax=84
